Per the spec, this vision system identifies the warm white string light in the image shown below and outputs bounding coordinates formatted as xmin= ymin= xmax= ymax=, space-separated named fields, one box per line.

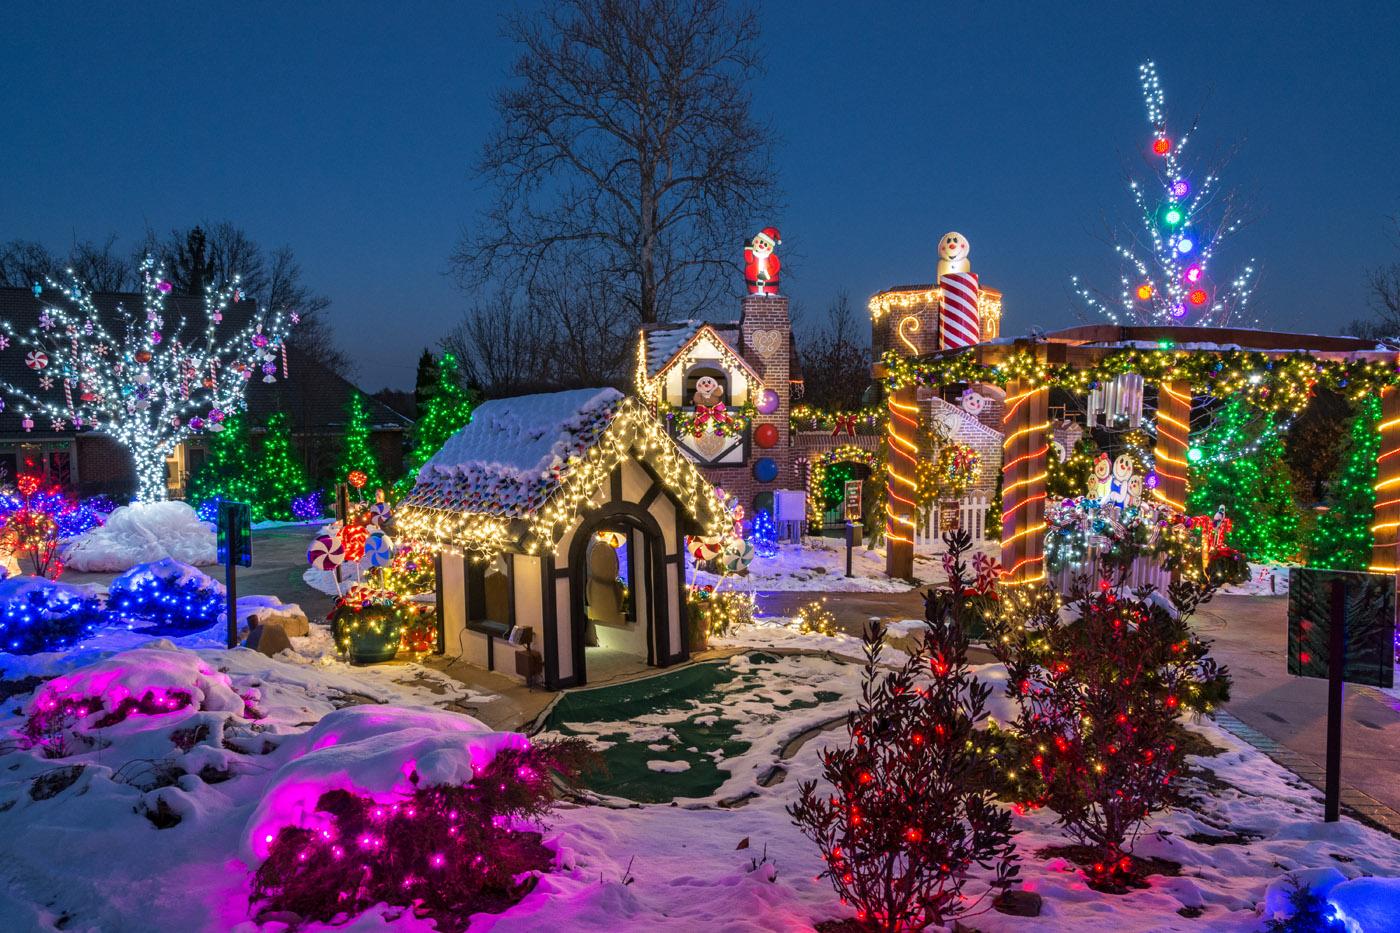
xmin=0 ymin=257 xmax=293 ymax=503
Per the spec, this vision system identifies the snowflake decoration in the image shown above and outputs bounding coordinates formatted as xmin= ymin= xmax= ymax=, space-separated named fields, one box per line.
xmin=50 ymin=417 xmax=66 ymax=431
xmin=95 ymin=343 xmax=109 ymax=356
xmin=290 ymin=311 xmax=301 ymax=324
xmin=37 ymin=310 xmax=54 ymax=330
xmin=0 ymin=336 xmax=9 ymax=350
xmin=38 ymin=376 xmax=53 ymax=390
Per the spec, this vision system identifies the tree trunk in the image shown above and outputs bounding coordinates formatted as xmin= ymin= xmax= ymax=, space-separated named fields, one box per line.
xmin=131 ymin=443 xmax=171 ymax=504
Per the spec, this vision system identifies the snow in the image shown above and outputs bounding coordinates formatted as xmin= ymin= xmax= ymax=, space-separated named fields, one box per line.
xmin=63 ymin=500 xmax=216 ymax=572
xmin=646 ymin=759 xmax=692 ymax=773
xmin=1328 ymin=876 xmax=1400 ymax=932
xmin=5 ymin=611 xmax=1400 ymax=930
xmin=691 ymin=539 xmax=939 ymax=593
xmin=1261 ymin=866 xmax=1346 ymax=919
xmin=404 ymin=387 xmax=625 ymax=519
xmin=244 ymin=705 xmax=527 ymax=862
xmin=1218 ymin=562 xmax=1293 ymax=596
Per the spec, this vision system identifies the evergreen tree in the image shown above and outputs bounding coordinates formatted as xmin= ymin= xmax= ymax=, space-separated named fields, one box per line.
xmin=172 ymin=225 xmax=214 ymax=296
xmin=337 ymin=391 xmax=385 ymax=491
xmin=413 ymin=349 xmax=440 ymax=420
xmin=1187 ymin=398 xmax=1301 ymax=563
xmin=1309 ymin=395 xmax=1381 ymax=570
xmin=258 ymin=411 xmax=308 ymax=520
xmin=1048 ymin=436 xmax=1100 ymax=500
xmin=187 ymin=412 xmax=262 ymax=518
xmin=409 ymin=353 xmax=474 ymax=473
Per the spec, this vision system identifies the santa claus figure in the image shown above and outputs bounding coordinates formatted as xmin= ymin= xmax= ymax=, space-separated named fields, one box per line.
xmin=744 ymin=227 xmax=782 ymax=295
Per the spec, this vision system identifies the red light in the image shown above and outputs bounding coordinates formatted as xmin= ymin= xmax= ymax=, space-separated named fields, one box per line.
xmin=1152 ymin=137 xmax=1171 ymax=155
xmin=1189 ymin=289 xmax=1208 ymax=306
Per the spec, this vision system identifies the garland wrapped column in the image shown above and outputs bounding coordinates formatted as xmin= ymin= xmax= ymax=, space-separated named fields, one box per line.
xmin=1000 ymin=379 xmax=1049 ymax=584
xmin=1153 ymin=381 xmax=1191 ymax=513
xmin=884 ymin=384 xmax=918 ymax=579
xmin=1370 ymin=386 xmax=1400 ymax=573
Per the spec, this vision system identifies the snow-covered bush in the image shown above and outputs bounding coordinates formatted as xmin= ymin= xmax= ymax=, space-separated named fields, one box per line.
xmin=789 ymin=531 xmax=1018 ymax=929
xmin=107 ymin=558 xmax=224 ymax=634
xmin=245 ymin=706 xmax=594 ymax=927
xmin=64 ymin=500 xmax=215 ymax=572
xmin=0 ymin=576 xmax=104 ymax=654
xmin=23 ymin=645 xmax=254 ymax=756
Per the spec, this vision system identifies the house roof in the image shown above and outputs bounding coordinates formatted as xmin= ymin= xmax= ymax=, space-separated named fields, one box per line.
xmin=398 ymin=388 xmax=729 ymax=557
xmin=403 ymin=387 xmax=624 ymax=519
xmin=0 ymin=286 xmax=408 ymax=439
xmin=639 ymin=320 xmax=743 ymax=379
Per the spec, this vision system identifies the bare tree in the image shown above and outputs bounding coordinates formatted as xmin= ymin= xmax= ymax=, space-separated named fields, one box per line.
xmin=1351 ymin=214 xmax=1400 ymax=341
xmin=797 ymin=289 xmax=874 ymax=411
xmin=0 ymin=240 xmax=59 ymax=287
xmin=453 ymin=0 xmax=780 ymax=326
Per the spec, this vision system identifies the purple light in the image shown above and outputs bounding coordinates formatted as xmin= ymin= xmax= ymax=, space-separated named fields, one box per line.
xmin=1170 ymin=179 xmax=1189 ymax=198
xmin=1144 ymin=472 xmax=1160 ymax=489
xmin=1170 ymin=302 xmax=1187 ymax=319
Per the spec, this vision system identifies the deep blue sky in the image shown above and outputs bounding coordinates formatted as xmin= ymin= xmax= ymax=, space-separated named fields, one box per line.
xmin=4 ymin=2 xmax=1398 ymax=390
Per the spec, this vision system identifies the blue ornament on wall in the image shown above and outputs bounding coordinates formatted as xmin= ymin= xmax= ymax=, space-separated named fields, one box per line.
xmin=753 ymin=457 xmax=778 ymax=483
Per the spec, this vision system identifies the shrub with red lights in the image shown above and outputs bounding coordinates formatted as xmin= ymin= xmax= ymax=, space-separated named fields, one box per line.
xmin=251 ymin=738 xmax=595 ymax=927
xmin=0 ymin=474 xmax=72 ymax=579
xmin=986 ymin=567 xmax=1231 ymax=889
xmin=789 ymin=530 xmax=1019 ymax=930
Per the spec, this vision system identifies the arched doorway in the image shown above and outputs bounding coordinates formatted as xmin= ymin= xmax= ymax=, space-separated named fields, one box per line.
xmin=804 ymin=444 xmax=879 ymax=530
xmin=567 ymin=502 xmax=671 ymax=686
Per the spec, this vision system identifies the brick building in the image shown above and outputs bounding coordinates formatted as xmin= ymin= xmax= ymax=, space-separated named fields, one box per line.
xmin=0 ymin=287 xmax=410 ymax=499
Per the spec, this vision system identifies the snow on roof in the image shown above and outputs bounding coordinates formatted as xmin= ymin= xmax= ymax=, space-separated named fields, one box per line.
xmin=405 ymin=387 xmax=625 ymax=518
xmin=642 ymin=320 xmax=741 ymax=378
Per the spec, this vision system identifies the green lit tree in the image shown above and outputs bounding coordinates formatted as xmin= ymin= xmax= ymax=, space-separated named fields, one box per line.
xmin=337 ymin=391 xmax=385 ymax=491
xmin=1187 ymin=398 xmax=1300 ymax=563
xmin=187 ymin=412 xmax=263 ymax=519
xmin=1047 ymin=436 xmax=1099 ymax=500
xmin=408 ymin=352 xmax=474 ymax=474
xmin=1308 ymin=395 xmax=1381 ymax=570
xmin=258 ymin=411 xmax=308 ymax=520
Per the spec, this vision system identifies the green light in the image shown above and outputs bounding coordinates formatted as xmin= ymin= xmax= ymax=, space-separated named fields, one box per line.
xmin=1157 ymin=339 xmax=1174 ymax=350
xmin=1163 ymin=206 xmax=1183 ymax=226
xmin=1187 ymin=447 xmax=1203 ymax=463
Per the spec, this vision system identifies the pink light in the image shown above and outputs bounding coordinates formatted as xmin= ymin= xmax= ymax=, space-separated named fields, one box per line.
xmin=1184 ymin=265 xmax=1202 ymax=284
xmin=430 ymin=854 xmax=445 ymax=868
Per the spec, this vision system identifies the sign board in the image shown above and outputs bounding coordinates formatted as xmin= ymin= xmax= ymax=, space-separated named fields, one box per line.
xmin=938 ymin=500 xmax=962 ymax=534
xmin=774 ymin=489 xmax=807 ymax=523
xmin=1288 ymin=568 xmax=1394 ymax=688
xmin=843 ymin=480 xmax=862 ymax=522
xmin=217 ymin=500 xmax=253 ymax=568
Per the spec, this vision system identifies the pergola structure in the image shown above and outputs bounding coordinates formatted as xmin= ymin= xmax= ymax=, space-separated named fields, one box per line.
xmin=880 ymin=325 xmax=1400 ymax=583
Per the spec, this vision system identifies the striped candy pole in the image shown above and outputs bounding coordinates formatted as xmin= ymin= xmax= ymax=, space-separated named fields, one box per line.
xmin=939 ymin=272 xmax=981 ymax=349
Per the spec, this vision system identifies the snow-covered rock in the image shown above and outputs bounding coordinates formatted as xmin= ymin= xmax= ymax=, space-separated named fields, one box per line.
xmin=64 ymin=501 xmax=216 ymax=572
xmin=243 ymin=705 xmax=529 ymax=862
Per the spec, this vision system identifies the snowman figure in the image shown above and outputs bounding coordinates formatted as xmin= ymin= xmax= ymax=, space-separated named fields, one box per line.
xmin=1090 ymin=453 xmax=1112 ymax=501
xmin=1108 ymin=454 xmax=1136 ymax=506
xmin=937 ymin=231 xmax=972 ymax=277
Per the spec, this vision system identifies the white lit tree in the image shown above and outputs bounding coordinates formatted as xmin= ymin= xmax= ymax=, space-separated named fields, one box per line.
xmin=1073 ymin=61 xmax=1256 ymax=327
xmin=0 ymin=257 xmax=293 ymax=503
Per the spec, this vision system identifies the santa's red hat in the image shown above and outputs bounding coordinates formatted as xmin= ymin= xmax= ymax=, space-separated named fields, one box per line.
xmin=755 ymin=226 xmax=781 ymax=247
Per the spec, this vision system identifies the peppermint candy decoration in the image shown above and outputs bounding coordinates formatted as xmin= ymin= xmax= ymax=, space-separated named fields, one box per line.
xmin=361 ymin=531 xmax=394 ymax=568
xmin=721 ymin=539 xmax=755 ymax=573
xmin=688 ymin=535 xmax=723 ymax=562
xmin=25 ymin=351 xmax=48 ymax=371
xmin=369 ymin=501 xmax=392 ymax=525
xmin=307 ymin=533 xmax=345 ymax=570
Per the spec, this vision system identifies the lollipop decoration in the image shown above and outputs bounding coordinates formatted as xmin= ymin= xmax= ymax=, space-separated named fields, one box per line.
xmin=307 ymin=533 xmax=345 ymax=571
xmin=369 ymin=501 xmax=392 ymax=525
xmin=721 ymin=539 xmax=755 ymax=573
xmin=689 ymin=535 xmax=723 ymax=562
xmin=341 ymin=522 xmax=369 ymax=564
xmin=362 ymin=530 xmax=394 ymax=568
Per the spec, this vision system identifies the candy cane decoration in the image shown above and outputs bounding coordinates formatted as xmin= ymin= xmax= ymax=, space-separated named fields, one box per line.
xmin=939 ymin=272 xmax=981 ymax=349
xmin=281 ymin=342 xmax=289 ymax=378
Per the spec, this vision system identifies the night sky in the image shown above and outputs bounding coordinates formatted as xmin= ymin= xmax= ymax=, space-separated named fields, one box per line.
xmin=4 ymin=2 xmax=1398 ymax=390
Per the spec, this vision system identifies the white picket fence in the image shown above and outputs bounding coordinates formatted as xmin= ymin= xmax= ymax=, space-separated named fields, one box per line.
xmin=914 ymin=495 xmax=992 ymax=549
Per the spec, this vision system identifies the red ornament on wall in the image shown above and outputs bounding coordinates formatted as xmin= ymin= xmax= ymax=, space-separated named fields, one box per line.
xmin=754 ymin=422 xmax=779 ymax=448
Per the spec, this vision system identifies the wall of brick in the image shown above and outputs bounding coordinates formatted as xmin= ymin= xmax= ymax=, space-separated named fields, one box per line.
xmin=871 ymin=294 xmax=942 ymax=358
xmin=738 ymin=294 xmax=793 ymax=512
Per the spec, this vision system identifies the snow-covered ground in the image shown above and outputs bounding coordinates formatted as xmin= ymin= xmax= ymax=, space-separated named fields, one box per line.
xmin=2 ymin=610 xmax=1398 ymax=929
xmin=690 ymin=538 xmax=949 ymax=593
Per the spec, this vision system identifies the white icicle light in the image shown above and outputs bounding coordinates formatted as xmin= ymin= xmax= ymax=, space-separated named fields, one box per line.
xmin=0 ymin=256 xmax=294 ymax=503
